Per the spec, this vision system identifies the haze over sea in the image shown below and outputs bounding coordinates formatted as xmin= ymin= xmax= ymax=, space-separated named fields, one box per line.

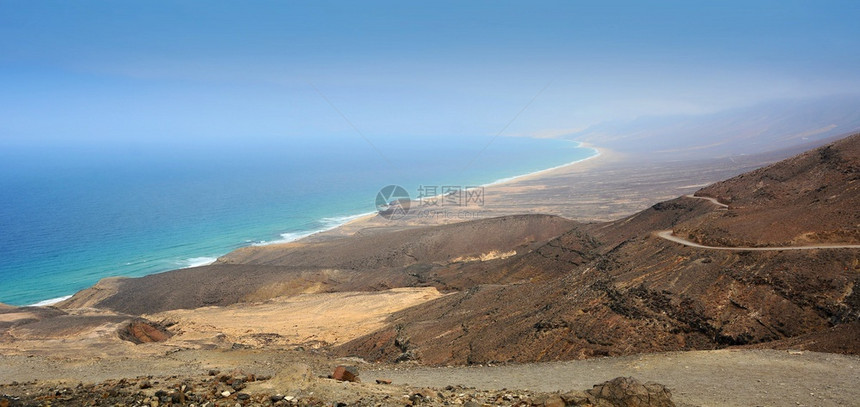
xmin=0 ymin=136 xmax=594 ymax=306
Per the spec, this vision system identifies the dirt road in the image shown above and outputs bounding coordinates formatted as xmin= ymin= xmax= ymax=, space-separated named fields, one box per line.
xmin=364 ymin=350 xmax=859 ymax=407
xmin=656 ymin=195 xmax=860 ymax=251
xmin=683 ymin=194 xmax=729 ymax=209
xmin=1 ymin=349 xmax=856 ymax=406
xmin=655 ymin=230 xmax=860 ymax=251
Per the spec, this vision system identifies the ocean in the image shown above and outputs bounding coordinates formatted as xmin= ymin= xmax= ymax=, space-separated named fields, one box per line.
xmin=0 ymin=135 xmax=596 ymax=306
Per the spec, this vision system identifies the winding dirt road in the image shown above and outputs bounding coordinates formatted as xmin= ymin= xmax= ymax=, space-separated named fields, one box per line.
xmin=655 ymin=230 xmax=860 ymax=251
xmin=683 ymin=194 xmax=728 ymax=209
xmin=656 ymin=195 xmax=860 ymax=251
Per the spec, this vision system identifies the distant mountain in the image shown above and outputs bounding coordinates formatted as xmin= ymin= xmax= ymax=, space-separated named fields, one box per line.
xmin=572 ymin=94 xmax=860 ymax=159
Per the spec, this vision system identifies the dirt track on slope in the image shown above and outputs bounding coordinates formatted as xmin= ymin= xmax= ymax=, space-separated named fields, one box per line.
xmin=656 ymin=230 xmax=860 ymax=250
xmin=658 ymin=194 xmax=860 ymax=250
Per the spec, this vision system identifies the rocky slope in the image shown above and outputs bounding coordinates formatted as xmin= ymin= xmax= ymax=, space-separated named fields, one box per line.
xmin=676 ymin=132 xmax=860 ymax=246
xmin=337 ymin=134 xmax=860 ymax=365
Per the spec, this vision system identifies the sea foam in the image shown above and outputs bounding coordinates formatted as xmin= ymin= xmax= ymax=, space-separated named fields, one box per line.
xmin=253 ymin=212 xmax=376 ymax=246
xmin=30 ymin=294 xmax=73 ymax=307
xmin=181 ymin=257 xmax=218 ymax=268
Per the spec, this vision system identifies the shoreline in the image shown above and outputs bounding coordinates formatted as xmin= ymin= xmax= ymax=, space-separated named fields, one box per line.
xmin=28 ymin=141 xmax=603 ymax=307
xmin=484 ymin=142 xmax=602 ymax=187
xmin=279 ymin=141 xmax=607 ymax=243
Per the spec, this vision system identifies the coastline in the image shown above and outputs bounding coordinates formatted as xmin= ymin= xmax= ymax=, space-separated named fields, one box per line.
xmin=287 ymin=141 xmax=610 ymax=243
xmin=484 ymin=142 xmax=602 ymax=187
xmin=29 ymin=294 xmax=73 ymax=307
xmin=333 ymin=141 xmax=604 ymax=233
xmin=28 ymin=141 xmax=602 ymax=306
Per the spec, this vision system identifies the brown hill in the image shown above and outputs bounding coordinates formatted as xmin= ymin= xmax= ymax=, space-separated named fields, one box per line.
xmin=337 ymin=135 xmax=860 ymax=365
xmin=675 ymin=132 xmax=860 ymax=246
xmin=59 ymin=215 xmax=576 ymax=314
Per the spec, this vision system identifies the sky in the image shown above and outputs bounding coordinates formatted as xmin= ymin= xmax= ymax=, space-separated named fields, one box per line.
xmin=1 ymin=0 xmax=859 ymax=149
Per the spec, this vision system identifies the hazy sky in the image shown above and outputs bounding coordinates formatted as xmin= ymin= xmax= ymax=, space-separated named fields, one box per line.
xmin=1 ymin=0 xmax=858 ymax=147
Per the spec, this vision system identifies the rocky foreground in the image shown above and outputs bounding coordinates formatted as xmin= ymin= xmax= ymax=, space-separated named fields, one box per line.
xmin=0 ymin=371 xmax=676 ymax=407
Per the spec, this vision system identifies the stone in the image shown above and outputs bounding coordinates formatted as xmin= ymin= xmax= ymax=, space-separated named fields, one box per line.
xmin=530 ymin=394 xmax=566 ymax=407
xmin=117 ymin=319 xmax=172 ymax=344
xmin=417 ymin=388 xmax=438 ymax=399
xmin=560 ymin=391 xmax=591 ymax=406
xmin=331 ymin=365 xmax=360 ymax=382
xmin=542 ymin=394 xmax=565 ymax=407
xmin=587 ymin=376 xmax=675 ymax=407
xmin=221 ymin=390 xmax=231 ymax=398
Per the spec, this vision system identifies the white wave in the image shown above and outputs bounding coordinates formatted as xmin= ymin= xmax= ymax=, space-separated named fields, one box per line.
xmin=181 ymin=256 xmax=218 ymax=268
xmin=485 ymin=142 xmax=600 ymax=186
xmin=320 ymin=212 xmax=375 ymax=227
xmin=253 ymin=211 xmax=376 ymax=246
xmin=253 ymin=230 xmax=318 ymax=246
xmin=30 ymin=294 xmax=73 ymax=307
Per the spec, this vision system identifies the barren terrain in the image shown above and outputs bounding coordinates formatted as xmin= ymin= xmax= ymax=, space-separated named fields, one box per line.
xmin=1 ymin=133 xmax=858 ymax=406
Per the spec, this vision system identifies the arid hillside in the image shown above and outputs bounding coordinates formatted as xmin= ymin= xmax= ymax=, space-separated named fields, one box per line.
xmin=338 ymin=134 xmax=860 ymax=365
xmin=676 ymin=133 xmax=860 ymax=246
xmin=41 ymin=134 xmax=860 ymax=367
xmin=58 ymin=215 xmax=576 ymax=314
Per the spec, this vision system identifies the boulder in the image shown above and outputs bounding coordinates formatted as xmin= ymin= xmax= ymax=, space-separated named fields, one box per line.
xmin=331 ymin=365 xmax=360 ymax=382
xmin=117 ymin=318 xmax=172 ymax=344
xmin=586 ymin=377 xmax=675 ymax=407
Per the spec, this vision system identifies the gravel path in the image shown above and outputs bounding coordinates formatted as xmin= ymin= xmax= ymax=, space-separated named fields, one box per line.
xmin=657 ymin=195 xmax=860 ymax=251
xmin=683 ymin=194 xmax=729 ymax=209
xmin=655 ymin=230 xmax=860 ymax=251
xmin=364 ymin=350 xmax=860 ymax=407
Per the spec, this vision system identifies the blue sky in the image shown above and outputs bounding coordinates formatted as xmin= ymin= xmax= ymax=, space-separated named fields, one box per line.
xmin=1 ymin=0 xmax=858 ymax=147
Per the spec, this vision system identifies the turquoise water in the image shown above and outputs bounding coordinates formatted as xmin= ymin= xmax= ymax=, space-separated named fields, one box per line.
xmin=0 ymin=135 xmax=595 ymax=306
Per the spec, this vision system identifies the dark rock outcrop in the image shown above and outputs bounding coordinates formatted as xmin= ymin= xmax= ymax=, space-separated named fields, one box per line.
xmin=117 ymin=318 xmax=172 ymax=344
xmin=586 ymin=376 xmax=675 ymax=407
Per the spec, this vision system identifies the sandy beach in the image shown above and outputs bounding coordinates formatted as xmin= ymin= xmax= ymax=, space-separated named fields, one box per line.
xmin=307 ymin=140 xmax=792 ymax=242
